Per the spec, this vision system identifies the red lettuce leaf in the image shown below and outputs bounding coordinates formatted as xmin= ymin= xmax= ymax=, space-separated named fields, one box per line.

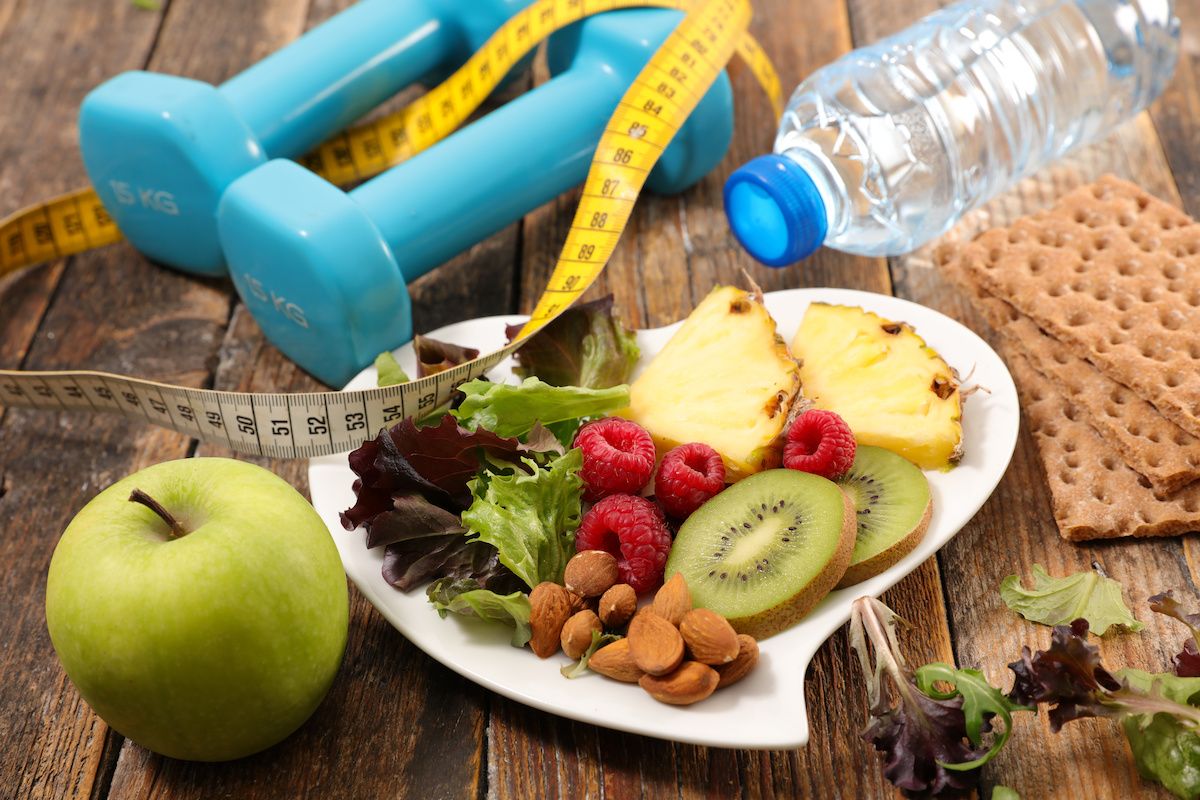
xmin=414 ymin=334 xmax=480 ymax=378
xmin=382 ymin=535 xmax=521 ymax=594
xmin=504 ymin=295 xmax=639 ymax=389
xmin=342 ymin=415 xmax=532 ymax=594
xmin=1150 ymin=591 xmax=1200 ymax=677
xmin=1177 ymin=641 xmax=1200 ymax=679
xmin=864 ymin=689 xmax=982 ymax=798
xmin=364 ymin=493 xmax=465 ymax=549
xmin=849 ymin=597 xmax=983 ymax=799
xmin=1006 ymin=619 xmax=1122 ymax=730
xmin=341 ymin=414 xmax=525 ymax=528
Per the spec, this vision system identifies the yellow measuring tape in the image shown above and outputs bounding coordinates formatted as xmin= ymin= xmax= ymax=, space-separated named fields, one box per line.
xmin=0 ymin=0 xmax=774 ymax=459
xmin=0 ymin=0 xmax=780 ymax=280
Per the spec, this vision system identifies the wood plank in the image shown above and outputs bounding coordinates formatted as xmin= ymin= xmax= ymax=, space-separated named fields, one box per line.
xmin=1148 ymin=0 xmax=1200 ymax=217
xmin=0 ymin=3 xmax=175 ymax=799
xmin=0 ymin=1 xmax=349 ymax=798
xmin=1142 ymin=0 xmax=1200 ymax=712
xmin=848 ymin=1 xmax=1199 ymax=797
xmin=495 ymin=2 xmax=956 ymax=797
xmin=0 ymin=0 xmax=160 ymax=372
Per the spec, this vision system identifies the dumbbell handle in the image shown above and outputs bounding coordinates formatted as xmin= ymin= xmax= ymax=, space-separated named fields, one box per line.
xmin=220 ymin=0 xmax=462 ymax=158
xmin=353 ymin=66 xmax=620 ymax=282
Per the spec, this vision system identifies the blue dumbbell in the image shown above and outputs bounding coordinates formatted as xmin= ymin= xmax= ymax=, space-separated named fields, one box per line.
xmin=216 ymin=8 xmax=735 ymax=387
xmin=77 ymin=0 xmax=534 ymax=277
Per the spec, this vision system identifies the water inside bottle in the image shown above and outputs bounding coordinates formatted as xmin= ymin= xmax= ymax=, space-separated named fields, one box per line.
xmin=773 ymin=0 xmax=1178 ymax=256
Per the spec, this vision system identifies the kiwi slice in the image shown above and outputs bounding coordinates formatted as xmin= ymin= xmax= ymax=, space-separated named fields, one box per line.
xmin=664 ymin=469 xmax=855 ymax=640
xmin=834 ymin=445 xmax=932 ymax=588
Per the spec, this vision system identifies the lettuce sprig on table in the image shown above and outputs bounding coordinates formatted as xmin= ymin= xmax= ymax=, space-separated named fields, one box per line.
xmin=855 ymin=578 xmax=1200 ymax=800
xmin=999 ymin=564 xmax=1142 ymax=635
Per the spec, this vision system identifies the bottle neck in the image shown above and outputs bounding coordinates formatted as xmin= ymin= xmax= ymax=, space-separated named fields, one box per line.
xmin=776 ymin=146 xmax=845 ymax=240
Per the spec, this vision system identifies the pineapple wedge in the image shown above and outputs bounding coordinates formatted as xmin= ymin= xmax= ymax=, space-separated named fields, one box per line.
xmin=628 ymin=286 xmax=800 ymax=481
xmin=791 ymin=303 xmax=962 ymax=469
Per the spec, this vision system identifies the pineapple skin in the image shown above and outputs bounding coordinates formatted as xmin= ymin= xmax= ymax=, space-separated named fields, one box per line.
xmin=628 ymin=286 xmax=800 ymax=481
xmin=791 ymin=303 xmax=963 ymax=470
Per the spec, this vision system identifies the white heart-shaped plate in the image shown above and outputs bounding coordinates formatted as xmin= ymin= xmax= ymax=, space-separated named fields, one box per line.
xmin=308 ymin=287 xmax=1019 ymax=749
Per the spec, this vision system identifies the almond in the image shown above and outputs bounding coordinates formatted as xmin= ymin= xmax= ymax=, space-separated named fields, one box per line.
xmin=588 ymin=638 xmax=643 ymax=682
xmin=566 ymin=589 xmax=589 ymax=616
xmin=679 ymin=608 xmax=740 ymax=665
xmin=651 ymin=573 xmax=691 ymax=626
xmin=529 ymin=582 xmax=572 ymax=658
xmin=561 ymin=609 xmax=602 ymax=660
xmin=639 ymin=661 xmax=719 ymax=705
xmin=715 ymin=634 xmax=760 ymax=689
xmin=564 ymin=550 xmax=620 ymax=597
xmin=627 ymin=610 xmax=684 ymax=675
xmin=598 ymin=583 xmax=637 ymax=629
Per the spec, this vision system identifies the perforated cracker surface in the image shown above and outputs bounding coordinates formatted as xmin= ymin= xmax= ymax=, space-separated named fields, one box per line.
xmin=1009 ymin=354 xmax=1200 ymax=541
xmin=939 ymin=248 xmax=1200 ymax=496
xmin=957 ymin=175 xmax=1200 ymax=439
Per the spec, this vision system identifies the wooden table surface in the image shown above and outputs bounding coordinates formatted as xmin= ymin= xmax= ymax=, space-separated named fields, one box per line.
xmin=2 ymin=1 xmax=1199 ymax=798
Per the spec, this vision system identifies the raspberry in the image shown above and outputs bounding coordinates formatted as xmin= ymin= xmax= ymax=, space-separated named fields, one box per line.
xmin=573 ymin=418 xmax=656 ymax=501
xmin=783 ymin=409 xmax=857 ymax=479
xmin=575 ymin=495 xmax=672 ymax=594
xmin=654 ymin=443 xmax=726 ymax=518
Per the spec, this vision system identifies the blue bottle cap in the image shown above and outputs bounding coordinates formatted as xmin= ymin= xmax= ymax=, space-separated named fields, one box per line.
xmin=723 ymin=154 xmax=828 ymax=267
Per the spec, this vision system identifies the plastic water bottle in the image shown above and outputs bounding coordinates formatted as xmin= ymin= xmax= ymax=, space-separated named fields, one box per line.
xmin=723 ymin=0 xmax=1179 ymax=266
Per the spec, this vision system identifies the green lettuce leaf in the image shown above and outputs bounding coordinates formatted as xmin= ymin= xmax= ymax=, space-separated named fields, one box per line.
xmin=999 ymin=564 xmax=1143 ymax=635
xmin=452 ymin=377 xmax=629 ymax=439
xmin=461 ymin=448 xmax=583 ymax=588
xmin=914 ymin=663 xmax=1031 ymax=770
xmin=428 ymin=580 xmax=532 ymax=648
xmin=991 ymin=787 xmax=1020 ymax=800
xmin=562 ymin=630 xmax=622 ymax=679
xmin=545 ymin=418 xmax=586 ymax=448
xmin=504 ymin=295 xmax=640 ymax=388
xmin=1117 ymin=669 xmax=1200 ymax=799
xmin=375 ymin=352 xmax=410 ymax=387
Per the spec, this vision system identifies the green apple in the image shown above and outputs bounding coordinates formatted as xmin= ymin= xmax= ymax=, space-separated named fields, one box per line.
xmin=45 ymin=457 xmax=349 ymax=762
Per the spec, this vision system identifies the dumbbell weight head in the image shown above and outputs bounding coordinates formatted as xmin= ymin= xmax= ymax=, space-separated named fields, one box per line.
xmin=79 ymin=73 xmax=265 ymax=277
xmin=219 ymin=161 xmax=410 ymax=387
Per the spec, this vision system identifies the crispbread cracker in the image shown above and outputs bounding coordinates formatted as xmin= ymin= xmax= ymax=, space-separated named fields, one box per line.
xmin=938 ymin=248 xmax=1200 ymax=496
xmin=1008 ymin=354 xmax=1200 ymax=541
xmin=956 ymin=175 xmax=1200 ymax=439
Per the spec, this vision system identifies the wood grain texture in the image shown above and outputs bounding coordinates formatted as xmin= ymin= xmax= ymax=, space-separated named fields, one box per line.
xmin=0 ymin=2 xmax=179 ymax=798
xmin=0 ymin=0 xmax=317 ymax=797
xmin=848 ymin=0 xmax=1200 ymax=797
xmin=4 ymin=0 xmax=1200 ymax=798
xmin=495 ymin=2 xmax=955 ymax=798
xmin=1149 ymin=0 xmax=1200 ymax=218
xmin=0 ymin=0 xmax=160 ymax=385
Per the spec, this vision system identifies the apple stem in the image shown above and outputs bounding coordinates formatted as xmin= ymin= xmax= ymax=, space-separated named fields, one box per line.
xmin=128 ymin=489 xmax=188 ymax=539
